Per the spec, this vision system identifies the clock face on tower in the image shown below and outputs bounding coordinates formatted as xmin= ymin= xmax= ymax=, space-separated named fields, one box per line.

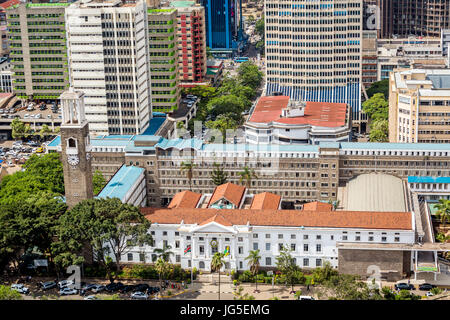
xmin=67 ymin=155 xmax=79 ymax=166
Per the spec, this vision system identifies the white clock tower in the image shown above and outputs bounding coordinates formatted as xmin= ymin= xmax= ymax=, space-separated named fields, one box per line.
xmin=59 ymin=88 xmax=93 ymax=209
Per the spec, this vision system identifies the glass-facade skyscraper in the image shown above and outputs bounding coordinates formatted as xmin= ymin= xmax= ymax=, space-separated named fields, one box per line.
xmin=200 ymin=0 xmax=238 ymax=52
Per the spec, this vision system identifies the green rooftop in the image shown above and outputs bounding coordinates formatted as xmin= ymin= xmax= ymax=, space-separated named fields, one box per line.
xmin=148 ymin=8 xmax=176 ymax=14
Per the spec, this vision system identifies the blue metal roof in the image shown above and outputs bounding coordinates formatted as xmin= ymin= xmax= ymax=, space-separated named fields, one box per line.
xmin=47 ymin=136 xmax=61 ymax=147
xmin=201 ymin=143 xmax=319 ymax=153
xmin=142 ymin=115 xmax=166 ymax=136
xmin=156 ymin=138 xmax=204 ymax=150
xmin=339 ymin=142 xmax=450 ymax=151
xmin=408 ymin=176 xmax=450 ymax=184
xmin=96 ymin=165 xmax=144 ymax=201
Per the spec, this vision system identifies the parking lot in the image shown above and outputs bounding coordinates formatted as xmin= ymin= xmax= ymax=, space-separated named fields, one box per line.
xmin=0 ymin=138 xmax=54 ymax=168
xmin=0 ymin=102 xmax=62 ymax=122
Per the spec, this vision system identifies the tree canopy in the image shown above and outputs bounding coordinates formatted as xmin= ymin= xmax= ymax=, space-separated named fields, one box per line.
xmin=369 ymin=119 xmax=389 ymax=142
xmin=366 ymin=79 xmax=389 ymax=99
xmin=92 ymin=170 xmax=107 ymax=196
xmin=362 ymin=93 xmax=389 ymax=122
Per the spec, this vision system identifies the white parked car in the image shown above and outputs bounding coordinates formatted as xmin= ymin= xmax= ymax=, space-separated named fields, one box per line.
xmin=84 ymin=295 xmax=99 ymax=300
xmin=24 ymin=114 xmax=30 ymax=119
xmin=426 ymin=291 xmax=435 ymax=297
xmin=131 ymin=292 xmax=148 ymax=300
xmin=91 ymin=285 xmax=105 ymax=293
xmin=59 ymin=287 xmax=78 ymax=295
xmin=35 ymin=114 xmax=42 ymax=119
xmin=7 ymin=160 xmax=14 ymax=167
xmin=297 ymin=295 xmax=315 ymax=300
xmin=58 ymin=279 xmax=74 ymax=289
xmin=11 ymin=284 xmax=30 ymax=294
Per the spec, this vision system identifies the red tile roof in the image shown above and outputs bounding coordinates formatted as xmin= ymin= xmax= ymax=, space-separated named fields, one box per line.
xmin=250 ymin=192 xmax=281 ymax=210
xmin=303 ymin=201 xmax=333 ymax=211
xmin=141 ymin=207 xmax=413 ymax=230
xmin=0 ymin=0 xmax=20 ymax=10
xmin=208 ymin=182 xmax=246 ymax=208
xmin=199 ymin=214 xmax=232 ymax=226
xmin=249 ymin=96 xmax=348 ymax=128
xmin=168 ymin=190 xmax=202 ymax=209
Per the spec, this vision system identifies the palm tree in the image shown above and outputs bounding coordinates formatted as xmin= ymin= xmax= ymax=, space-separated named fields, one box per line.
xmin=155 ymin=258 xmax=171 ymax=294
xmin=245 ymin=250 xmax=261 ymax=293
xmin=238 ymin=166 xmax=257 ymax=190
xmin=435 ymin=199 xmax=450 ymax=227
xmin=180 ymin=161 xmax=196 ymax=191
xmin=153 ymin=244 xmax=174 ymax=262
xmin=211 ymin=252 xmax=225 ymax=300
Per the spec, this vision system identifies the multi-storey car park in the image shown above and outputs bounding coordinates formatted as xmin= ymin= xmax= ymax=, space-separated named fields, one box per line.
xmin=6 ymin=1 xmax=70 ymax=102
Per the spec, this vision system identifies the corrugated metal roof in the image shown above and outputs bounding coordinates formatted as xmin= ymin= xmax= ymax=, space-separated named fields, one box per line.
xmin=408 ymin=176 xmax=450 ymax=184
xmin=97 ymin=165 xmax=144 ymax=201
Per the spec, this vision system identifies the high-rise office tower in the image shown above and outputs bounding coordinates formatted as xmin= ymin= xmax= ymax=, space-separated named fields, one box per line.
xmin=265 ymin=0 xmax=363 ymax=123
xmin=66 ymin=0 xmax=152 ymax=136
xmin=199 ymin=0 xmax=239 ymax=57
xmin=147 ymin=7 xmax=180 ymax=113
xmin=7 ymin=1 xmax=70 ymax=102
xmin=366 ymin=0 xmax=450 ymax=38
xmin=166 ymin=1 xmax=207 ymax=86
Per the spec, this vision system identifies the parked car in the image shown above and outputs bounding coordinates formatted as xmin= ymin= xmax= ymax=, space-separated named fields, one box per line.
xmin=131 ymin=292 xmax=148 ymax=300
xmin=81 ymin=283 xmax=97 ymax=291
xmin=91 ymin=285 xmax=105 ymax=293
xmin=105 ymin=282 xmax=124 ymax=292
xmin=133 ymin=284 xmax=150 ymax=292
xmin=419 ymin=283 xmax=436 ymax=291
xmin=426 ymin=291 xmax=435 ymax=297
xmin=146 ymin=286 xmax=160 ymax=295
xmin=297 ymin=295 xmax=315 ymax=300
xmin=11 ymin=284 xmax=30 ymax=294
xmin=84 ymin=295 xmax=99 ymax=300
xmin=24 ymin=114 xmax=30 ymax=119
xmin=7 ymin=160 xmax=14 ymax=167
xmin=59 ymin=287 xmax=78 ymax=295
xmin=36 ymin=147 xmax=44 ymax=153
xmin=120 ymin=285 xmax=135 ymax=293
xmin=35 ymin=114 xmax=42 ymax=119
xmin=39 ymin=281 xmax=57 ymax=290
xmin=394 ymin=283 xmax=414 ymax=291
xmin=58 ymin=279 xmax=74 ymax=289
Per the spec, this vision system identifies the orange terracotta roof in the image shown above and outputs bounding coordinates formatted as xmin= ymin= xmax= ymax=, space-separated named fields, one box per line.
xmin=303 ymin=201 xmax=333 ymax=211
xmin=199 ymin=214 xmax=232 ymax=226
xmin=249 ymin=96 xmax=347 ymax=128
xmin=0 ymin=0 xmax=20 ymax=9
xmin=250 ymin=192 xmax=281 ymax=210
xmin=208 ymin=182 xmax=246 ymax=208
xmin=141 ymin=207 xmax=413 ymax=230
xmin=168 ymin=190 xmax=202 ymax=209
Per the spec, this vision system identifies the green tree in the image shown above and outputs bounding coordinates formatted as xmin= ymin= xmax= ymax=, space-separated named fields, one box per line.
xmin=152 ymin=244 xmax=174 ymax=262
xmin=11 ymin=118 xmax=31 ymax=140
xmin=211 ymin=252 xmax=225 ymax=300
xmin=275 ymin=245 xmax=300 ymax=293
xmin=206 ymin=46 xmax=213 ymax=59
xmin=255 ymin=15 xmax=264 ymax=37
xmin=54 ymin=198 xmax=152 ymax=273
xmin=436 ymin=232 xmax=450 ymax=243
xmin=435 ymin=199 xmax=450 ymax=227
xmin=92 ymin=170 xmax=107 ymax=196
xmin=180 ymin=161 xmax=196 ymax=191
xmin=238 ymin=166 xmax=257 ymax=190
xmin=245 ymin=249 xmax=261 ymax=292
xmin=21 ymin=153 xmax=65 ymax=194
xmin=0 ymin=285 xmax=23 ymax=300
xmin=207 ymin=95 xmax=246 ymax=119
xmin=155 ymin=257 xmax=172 ymax=293
xmin=237 ymin=61 xmax=263 ymax=90
xmin=367 ymin=79 xmax=389 ymax=99
xmin=362 ymin=93 xmax=389 ymax=122
xmin=38 ymin=124 xmax=52 ymax=139
xmin=369 ymin=119 xmax=389 ymax=142
xmin=211 ymin=163 xmax=228 ymax=186
xmin=206 ymin=114 xmax=239 ymax=142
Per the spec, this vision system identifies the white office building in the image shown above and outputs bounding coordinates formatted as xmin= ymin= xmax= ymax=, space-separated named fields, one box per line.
xmin=65 ymin=0 xmax=152 ymax=136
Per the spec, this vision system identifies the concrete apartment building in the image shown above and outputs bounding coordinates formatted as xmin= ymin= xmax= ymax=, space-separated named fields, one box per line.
xmin=0 ymin=0 xmax=20 ymax=57
xmin=366 ymin=0 xmax=450 ymax=39
xmin=361 ymin=30 xmax=377 ymax=92
xmin=264 ymin=0 xmax=364 ymax=130
xmin=6 ymin=1 xmax=70 ymax=101
xmin=164 ymin=1 xmax=206 ymax=87
xmin=147 ymin=7 xmax=180 ymax=113
xmin=389 ymin=68 xmax=450 ymax=143
xmin=66 ymin=0 xmax=152 ymax=136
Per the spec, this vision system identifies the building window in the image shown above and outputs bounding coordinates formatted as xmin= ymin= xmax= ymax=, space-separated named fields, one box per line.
xmin=266 ymin=257 xmax=271 ymax=266
xmin=176 ymin=255 xmax=181 ymax=263
xmin=265 ymin=234 xmax=271 ymax=239
xmin=238 ymin=237 xmax=243 ymax=242
xmin=238 ymin=246 xmax=243 ymax=254
xmin=330 ymin=235 xmax=334 ymax=240
xmin=199 ymin=245 xmax=204 ymax=254
xmin=394 ymin=237 xmax=400 ymax=242
xmin=342 ymin=236 xmax=348 ymax=241
xmin=151 ymin=231 xmax=155 ymax=235
xmin=199 ymin=237 xmax=204 ymax=241
xmin=291 ymin=243 xmax=296 ymax=251
xmin=163 ymin=240 xmax=168 ymax=248
xmin=175 ymin=241 xmax=180 ymax=248
xmin=186 ymin=236 xmax=191 ymax=240
xmin=225 ymin=238 xmax=230 ymax=242
xmin=253 ymin=243 xmax=258 ymax=250
xmin=303 ymin=258 xmax=309 ymax=267
xmin=278 ymin=243 xmax=284 ymax=251
xmin=304 ymin=244 xmax=309 ymax=252
xmin=151 ymin=254 xmax=156 ymax=261
xmin=239 ymin=261 xmax=243 ymax=269
xmin=382 ymin=237 xmax=387 ymax=242
xmin=253 ymin=234 xmax=258 ymax=239
xmin=127 ymin=253 xmax=133 ymax=261
xmin=163 ymin=231 xmax=167 ymax=236
xmin=175 ymin=232 xmax=179 ymax=236
xmin=316 ymin=244 xmax=322 ymax=252
xmin=369 ymin=236 xmax=374 ymax=241
xmin=316 ymin=259 xmax=322 ymax=267
xmin=291 ymin=234 xmax=296 ymax=239
xmin=266 ymin=243 xmax=271 ymax=251
xmin=139 ymin=253 xmax=145 ymax=262
xmin=316 ymin=235 xmax=321 ymax=240
xmin=355 ymin=236 xmax=361 ymax=241
xmin=303 ymin=235 xmax=308 ymax=240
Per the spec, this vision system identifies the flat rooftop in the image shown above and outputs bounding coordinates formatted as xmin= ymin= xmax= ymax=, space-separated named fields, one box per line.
xmin=248 ymin=96 xmax=347 ymax=128
xmin=97 ymin=165 xmax=144 ymax=201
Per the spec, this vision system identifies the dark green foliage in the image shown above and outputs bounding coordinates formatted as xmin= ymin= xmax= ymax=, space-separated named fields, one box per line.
xmin=366 ymin=79 xmax=389 ymax=99
xmin=211 ymin=163 xmax=228 ymax=185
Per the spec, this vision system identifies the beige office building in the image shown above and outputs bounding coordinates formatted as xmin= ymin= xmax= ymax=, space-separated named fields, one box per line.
xmin=389 ymin=68 xmax=450 ymax=143
xmin=265 ymin=0 xmax=363 ymax=124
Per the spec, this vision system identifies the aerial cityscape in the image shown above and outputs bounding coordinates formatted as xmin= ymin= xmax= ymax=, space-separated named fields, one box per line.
xmin=0 ymin=0 xmax=449 ymax=305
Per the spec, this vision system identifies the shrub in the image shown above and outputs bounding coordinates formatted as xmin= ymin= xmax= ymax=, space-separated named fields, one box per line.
xmin=430 ymin=287 xmax=442 ymax=295
xmin=264 ymin=277 xmax=272 ymax=284
xmin=167 ymin=290 xmax=172 ymax=296
xmin=233 ymin=280 xmax=239 ymax=286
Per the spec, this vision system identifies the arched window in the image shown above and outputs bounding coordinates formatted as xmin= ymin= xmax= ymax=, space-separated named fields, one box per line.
xmin=199 ymin=261 xmax=205 ymax=269
xmin=68 ymin=138 xmax=76 ymax=148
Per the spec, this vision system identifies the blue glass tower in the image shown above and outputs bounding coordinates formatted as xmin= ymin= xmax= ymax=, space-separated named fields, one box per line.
xmin=200 ymin=0 xmax=238 ymax=52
